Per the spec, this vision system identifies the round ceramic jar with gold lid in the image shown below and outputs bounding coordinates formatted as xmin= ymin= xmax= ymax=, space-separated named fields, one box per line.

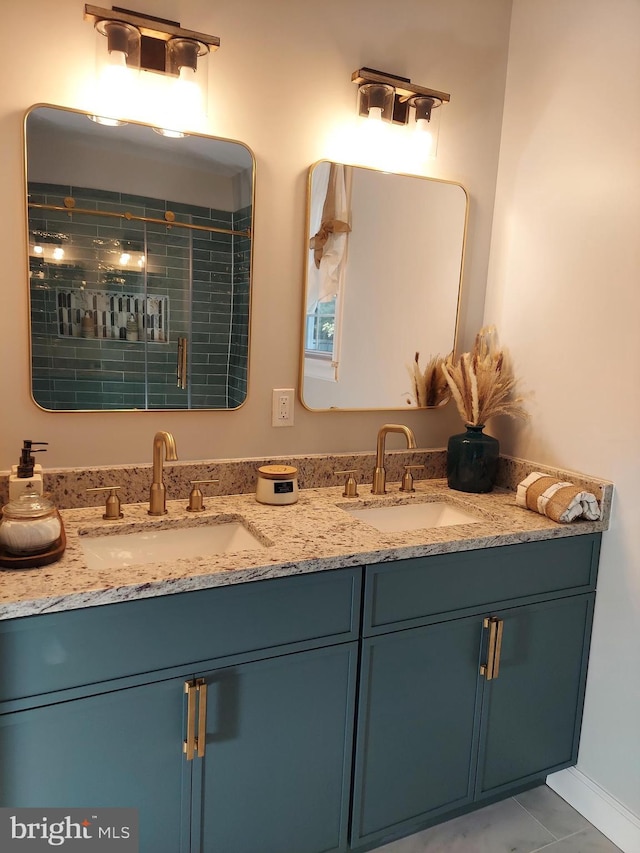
xmin=255 ymin=465 xmax=299 ymax=505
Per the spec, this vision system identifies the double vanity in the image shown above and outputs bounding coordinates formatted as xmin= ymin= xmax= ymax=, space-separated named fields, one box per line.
xmin=0 ymin=453 xmax=612 ymax=853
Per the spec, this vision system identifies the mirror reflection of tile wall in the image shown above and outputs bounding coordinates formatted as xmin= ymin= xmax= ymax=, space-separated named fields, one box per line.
xmin=29 ymin=182 xmax=250 ymax=410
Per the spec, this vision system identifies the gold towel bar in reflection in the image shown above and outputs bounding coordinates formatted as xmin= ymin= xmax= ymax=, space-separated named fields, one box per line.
xmin=28 ymin=197 xmax=251 ymax=239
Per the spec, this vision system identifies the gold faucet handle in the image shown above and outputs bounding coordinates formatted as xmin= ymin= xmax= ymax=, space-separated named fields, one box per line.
xmin=187 ymin=480 xmax=220 ymax=513
xmin=400 ymin=465 xmax=424 ymax=493
xmin=87 ymin=486 xmax=124 ymax=519
xmin=335 ymin=470 xmax=359 ymax=498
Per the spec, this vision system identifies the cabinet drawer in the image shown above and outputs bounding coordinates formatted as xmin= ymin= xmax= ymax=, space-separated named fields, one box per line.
xmin=364 ymin=535 xmax=600 ymax=634
xmin=0 ymin=568 xmax=361 ymax=704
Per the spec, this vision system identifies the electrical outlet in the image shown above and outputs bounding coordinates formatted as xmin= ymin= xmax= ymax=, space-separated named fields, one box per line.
xmin=272 ymin=388 xmax=295 ymax=427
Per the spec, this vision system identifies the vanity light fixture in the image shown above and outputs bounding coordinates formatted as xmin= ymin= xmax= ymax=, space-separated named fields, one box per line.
xmin=357 ymin=81 xmax=395 ymax=123
xmin=84 ymin=5 xmax=220 ymax=133
xmin=29 ymin=230 xmax=70 ymax=264
xmin=352 ymin=68 xmax=450 ymax=155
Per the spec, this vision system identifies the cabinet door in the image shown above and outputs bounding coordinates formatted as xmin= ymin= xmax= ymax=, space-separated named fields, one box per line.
xmin=476 ymin=594 xmax=594 ymax=798
xmin=0 ymin=676 xmax=189 ymax=853
xmin=351 ymin=617 xmax=483 ymax=848
xmin=193 ymin=642 xmax=358 ymax=853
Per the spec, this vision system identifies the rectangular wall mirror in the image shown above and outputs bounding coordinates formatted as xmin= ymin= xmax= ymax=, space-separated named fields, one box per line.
xmin=25 ymin=105 xmax=254 ymax=411
xmin=301 ymin=161 xmax=467 ymax=411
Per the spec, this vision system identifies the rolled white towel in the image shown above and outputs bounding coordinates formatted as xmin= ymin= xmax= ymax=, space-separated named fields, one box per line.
xmin=516 ymin=472 xmax=600 ymax=523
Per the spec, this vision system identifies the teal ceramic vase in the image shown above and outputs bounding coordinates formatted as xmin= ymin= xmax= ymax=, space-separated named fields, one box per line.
xmin=447 ymin=424 xmax=499 ymax=493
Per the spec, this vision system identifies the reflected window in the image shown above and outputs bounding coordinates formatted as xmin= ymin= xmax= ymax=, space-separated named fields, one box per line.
xmin=305 ymin=298 xmax=336 ymax=356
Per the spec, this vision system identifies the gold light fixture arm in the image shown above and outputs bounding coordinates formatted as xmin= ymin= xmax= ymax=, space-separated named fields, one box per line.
xmin=352 ymin=67 xmax=450 ymax=126
xmin=352 ymin=68 xmax=450 ymax=105
xmin=84 ymin=5 xmax=220 ymax=53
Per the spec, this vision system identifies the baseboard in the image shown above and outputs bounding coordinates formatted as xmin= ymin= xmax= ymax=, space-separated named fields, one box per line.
xmin=547 ymin=767 xmax=640 ymax=853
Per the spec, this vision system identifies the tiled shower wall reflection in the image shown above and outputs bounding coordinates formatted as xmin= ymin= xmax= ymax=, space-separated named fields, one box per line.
xmin=229 ymin=206 xmax=251 ymax=408
xmin=29 ymin=182 xmax=250 ymax=409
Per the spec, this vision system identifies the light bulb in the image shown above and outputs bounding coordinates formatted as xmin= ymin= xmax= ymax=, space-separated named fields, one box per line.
xmin=119 ymin=252 xmax=131 ymax=266
xmin=90 ymin=115 xmax=125 ymax=127
xmin=179 ymin=65 xmax=197 ymax=83
xmin=90 ymin=26 xmax=138 ymax=127
xmin=153 ymin=127 xmax=187 ymax=139
xmin=368 ymin=106 xmax=383 ymax=122
xmin=153 ymin=67 xmax=201 ymax=137
xmin=108 ymin=48 xmax=127 ymax=68
xmin=33 ymin=244 xmax=43 ymax=255
xmin=52 ymin=247 xmax=65 ymax=261
xmin=414 ymin=118 xmax=434 ymax=155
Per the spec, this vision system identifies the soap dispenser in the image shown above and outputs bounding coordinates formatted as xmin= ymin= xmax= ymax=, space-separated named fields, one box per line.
xmin=9 ymin=440 xmax=48 ymax=500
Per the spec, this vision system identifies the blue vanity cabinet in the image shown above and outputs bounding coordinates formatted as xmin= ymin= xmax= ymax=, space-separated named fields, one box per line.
xmin=0 ymin=534 xmax=602 ymax=853
xmin=192 ymin=642 xmax=358 ymax=853
xmin=351 ymin=535 xmax=600 ymax=850
xmin=0 ymin=674 xmax=190 ymax=853
xmin=350 ymin=616 xmax=484 ymax=846
xmin=0 ymin=568 xmax=362 ymax=853
xmin=475 ymin=593 xmax=595 ymax=799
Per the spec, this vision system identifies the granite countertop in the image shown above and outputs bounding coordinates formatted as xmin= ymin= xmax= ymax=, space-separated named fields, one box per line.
xmin=0 ymin=476 xmax=611 ymax=620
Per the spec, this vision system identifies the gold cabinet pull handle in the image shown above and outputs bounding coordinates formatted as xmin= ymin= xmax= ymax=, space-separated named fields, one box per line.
xmin=480 ymin=617 xmax=497 ymax=680
xmin=480 ymin=617 xmax=504 ymax=681
xmin=183 ymin=680 xmax=197 ymax=761
xmin=492 ymin=618 xmax=504 ymax=679
xmin=196 ymin=678 xmax=207 ymax=758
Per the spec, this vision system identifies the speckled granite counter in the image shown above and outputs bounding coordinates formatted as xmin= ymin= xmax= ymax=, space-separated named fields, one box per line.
xmin=0 ymin=468 xmax=612 ymax=620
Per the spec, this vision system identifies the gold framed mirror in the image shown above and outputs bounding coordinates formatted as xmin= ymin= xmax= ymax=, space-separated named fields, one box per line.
xmin=300 ymin=161 xmax=467 ymax=411
xmin=26 ymin=104 xmax=254 ymax=411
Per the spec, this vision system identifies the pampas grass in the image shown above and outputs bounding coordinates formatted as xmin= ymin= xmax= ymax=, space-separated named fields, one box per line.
xmin=407 ymin=352 xmax=451 ymax=408
xmin=442 ymin=326 xmax=527 ymax=426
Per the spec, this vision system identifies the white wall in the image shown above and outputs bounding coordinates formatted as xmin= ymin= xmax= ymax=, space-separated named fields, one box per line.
xmin=0 ymin=0 xmax=512 ymax=468
xmin=485 ymin=0 xmax=640 ymax=842
xmin=27 ymin=113 xmax=244 ymax=212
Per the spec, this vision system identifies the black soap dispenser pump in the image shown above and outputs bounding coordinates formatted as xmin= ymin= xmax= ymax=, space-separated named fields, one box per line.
xmin=9 ymin=440 xmax=48 ymax=500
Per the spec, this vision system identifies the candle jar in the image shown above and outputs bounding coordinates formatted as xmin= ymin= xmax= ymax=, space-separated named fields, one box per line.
xmin=255 ymin=465 xmax=299 ymax=505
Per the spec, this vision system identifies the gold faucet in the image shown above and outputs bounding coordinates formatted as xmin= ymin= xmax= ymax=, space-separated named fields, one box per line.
xmin=372 ymin=424 xmax=417 ymax=495
xmin=149 ymin=431 xmax=178 ymax=515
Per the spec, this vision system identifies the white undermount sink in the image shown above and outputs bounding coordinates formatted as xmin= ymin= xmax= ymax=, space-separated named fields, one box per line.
xmin=80 ymin=520 xmax=266 ymax=570
xmin=344 ymin=501 xmax=482 ymax=533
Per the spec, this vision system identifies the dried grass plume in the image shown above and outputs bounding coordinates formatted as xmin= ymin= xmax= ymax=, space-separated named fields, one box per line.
xmin=407 ymin=352 xmax=451 ymax=408
xmin=442 ymin=326 xmax=528 ymax=426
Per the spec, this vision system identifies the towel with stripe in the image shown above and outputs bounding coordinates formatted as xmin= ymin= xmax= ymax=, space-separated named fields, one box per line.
xmin=516 ymin=472 xmax=601 ymax=523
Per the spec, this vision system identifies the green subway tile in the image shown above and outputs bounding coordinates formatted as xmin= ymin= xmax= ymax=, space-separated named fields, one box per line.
xmin=71 ymin=185 xmax=121 ymax=203
xmin=30 ymin=181 xmax=72 ymax=196
xmin=101 ymin=380 xmax=144 ymax=393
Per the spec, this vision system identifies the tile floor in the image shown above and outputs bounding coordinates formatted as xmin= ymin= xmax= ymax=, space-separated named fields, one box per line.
xmin=376 ymin=785 xmax=622 ymax=853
